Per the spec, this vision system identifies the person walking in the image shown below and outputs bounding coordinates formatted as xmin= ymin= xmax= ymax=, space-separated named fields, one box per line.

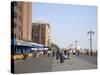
xmin=52 ymin=51 xmax=55 ymax=57
xmin=67 ymin=50 xmax=70 ymax=59
xmin=56 ymin=50 xmax=59 ymax=60
xmin=47 ymin=50 xmax=50 ymax=57
xmin=77 ymin=50 xmax=80 ymax=56
xmin=59 ymin=50 xmax=64 ymax=63
xmin=64 ymin=50 xmax=67 ymax=60
xmin=73 ymin=49 xmax=76 ymax=55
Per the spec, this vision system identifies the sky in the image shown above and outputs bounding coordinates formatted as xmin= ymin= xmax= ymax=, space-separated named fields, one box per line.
xmin=32 ymin=2 xmax=97 ymax=50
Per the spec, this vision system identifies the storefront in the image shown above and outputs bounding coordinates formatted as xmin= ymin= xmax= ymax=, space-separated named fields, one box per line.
xmin=11 ymin=37 xmax=48 ymax=60
xmin=11 ymin=38 xmax=33 ymax=60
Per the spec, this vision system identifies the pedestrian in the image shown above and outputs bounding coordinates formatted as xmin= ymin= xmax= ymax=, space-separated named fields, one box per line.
xmin=64 ymin=50 xmax=67 ymax=60
xmin=45 ymin=50 xmax=47 ymax=55
xmin=73 ymin=49 xmax=76 ymax=55
xmin=52 ymin=51 xmax=55 ymax=57
xmin=67 ymin=50 xmax=70 ymax=59
xmin=34 ymin=51 xmax=37 ymax=57
xmin=56 ymin=50 xmax=59 ymax=60
xmin=43 ymin=50 xmax=45 ymax=55
xmin=59 ymin=50 xmax=64 ymax=63
xmin=77 ymin=50 xmax=80 ymax=56
xmin=47 ymin=50 xmax=51 ymax=57
xmin=36 ymin=50 xmax=39 ymax=58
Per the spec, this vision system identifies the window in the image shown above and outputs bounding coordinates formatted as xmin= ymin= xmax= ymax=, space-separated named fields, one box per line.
xmin=14 ymin=23 xmax=16 ymax=28
xmin=19 ymin=25 xmax=21 ymax=31
xmin=14 ymin=2 xmax=17 ymax=6
xmin=14 ymin=12 xmax=17 ymax=18
xmin=19 ymin=6 xmax=22 ymax=12
xmin=19 ymin=16 xmax=21 ymax=20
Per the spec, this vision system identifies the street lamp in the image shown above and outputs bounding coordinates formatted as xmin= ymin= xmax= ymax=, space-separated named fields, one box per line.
xmin=74 ymin=40 xmax=78 ymax=50
xmin=87 ymin=30 xmax=94 ymax=55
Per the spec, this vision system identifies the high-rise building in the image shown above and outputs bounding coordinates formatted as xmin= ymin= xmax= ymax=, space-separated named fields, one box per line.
xmin=32 ymin=22 xmax=51 ymax=47
xmin=11 ymin=1 xmax=32 ymax=61
xmin=11 ymin=1 xmax=32 ymax=41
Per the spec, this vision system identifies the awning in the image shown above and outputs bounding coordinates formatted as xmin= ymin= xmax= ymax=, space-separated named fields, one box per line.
xmin=16 ymin=40 xmax=32 ymax=47
xmin=11 ymin=37 xmax=16 ymax=45
xmin=31 ymin=42 xmax=48 ymax=50
xmin=31 ymin=48 xmax=48 ymax=51
xmin=12 ymin=38 xmax=48 ymax=48
xmin=31 ymin=42 xmax=44 ymax=48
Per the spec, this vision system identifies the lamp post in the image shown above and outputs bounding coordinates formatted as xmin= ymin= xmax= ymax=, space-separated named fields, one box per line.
xmin=74 ymin=40 xmax=78 ymax=50
xmin=87 ymin=30 xmax=94 ymax=55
